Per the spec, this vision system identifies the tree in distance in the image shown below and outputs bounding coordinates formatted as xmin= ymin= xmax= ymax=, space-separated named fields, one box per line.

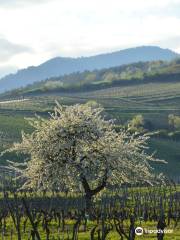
xmin=8 ymin=102 xmax=165 ymax=212
xmin=127 ymin=114 xmax=145 ymax=133
xmin=168 ymin=114 xmax=180 ymax=130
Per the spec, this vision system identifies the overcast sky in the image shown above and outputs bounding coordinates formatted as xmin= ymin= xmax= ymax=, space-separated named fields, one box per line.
xmin=0 ymin=0 xmax=180 ymax=77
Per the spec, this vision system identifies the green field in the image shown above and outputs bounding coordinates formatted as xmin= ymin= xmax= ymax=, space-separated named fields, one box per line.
xmin=1 ymin=79 xmax=180 ymax=177
xmin=0 ymin=97 xmax=179 ymax=177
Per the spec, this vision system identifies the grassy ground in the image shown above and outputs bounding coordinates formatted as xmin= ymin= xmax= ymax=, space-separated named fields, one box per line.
xmin=1 ymin=185 xmax=180 ymax=239
xmin=2 ymin=219 xmax=180 ymax=239
xmin=1 ymin=187 xmax=180 ymax=239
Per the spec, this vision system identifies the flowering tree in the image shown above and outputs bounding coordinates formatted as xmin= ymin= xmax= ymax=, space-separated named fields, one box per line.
xmin=8 ymin=102 xmax=164 ymax=210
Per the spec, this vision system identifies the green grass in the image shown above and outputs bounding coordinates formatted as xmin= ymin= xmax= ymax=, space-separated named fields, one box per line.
xmin=0 ymin=112 xmax=34 ymax=165
xmin=2 ymin=219 xmax=180 ymax=239
xmin=148 ymin=138 xmax=180 ymax=176
xmin=1 ymin=186 xmax=180 ymax=239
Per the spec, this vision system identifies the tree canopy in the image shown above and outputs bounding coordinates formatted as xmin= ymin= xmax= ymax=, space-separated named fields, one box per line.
xmin=128 ymin=114 xmax=145 ymax=133
xmin=8 ymin=102 xmax=164 ymax=198
xmin=168 ymin=114 xmax=180 ymax=130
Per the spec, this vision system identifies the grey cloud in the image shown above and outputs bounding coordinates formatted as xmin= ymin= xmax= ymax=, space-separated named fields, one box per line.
xmin=0 ymin=38 xmax=33 ymax=62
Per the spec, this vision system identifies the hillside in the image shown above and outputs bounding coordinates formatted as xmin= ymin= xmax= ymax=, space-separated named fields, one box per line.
xmin=0 ymin=46 xmax=178 ymax=93
xmin=2 ymin=58 xmax=180 ymax=98
xmin=1 ymin=59 xmax=180 ymax=177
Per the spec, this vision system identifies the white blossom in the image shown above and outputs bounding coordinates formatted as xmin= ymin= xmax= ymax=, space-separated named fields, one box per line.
xmin=7 ymin=102 xmax=165 ymax=193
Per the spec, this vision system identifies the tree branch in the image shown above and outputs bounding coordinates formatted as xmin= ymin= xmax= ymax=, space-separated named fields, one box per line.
xmin=91 ymin=168 xmax=108 ymax=196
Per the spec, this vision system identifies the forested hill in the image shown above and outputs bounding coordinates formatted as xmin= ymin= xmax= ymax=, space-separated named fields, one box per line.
xmin=0 ymin=46 xmax=178 ymax=93
xmin=2 ymin=58 xmax=180 ymax=98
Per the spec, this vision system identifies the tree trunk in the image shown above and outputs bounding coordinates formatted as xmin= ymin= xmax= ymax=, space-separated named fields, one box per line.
xmin=80 ymin=169 xmax=108 ymax=215
xmin=85 ymin=193 xmax=93 ymax=215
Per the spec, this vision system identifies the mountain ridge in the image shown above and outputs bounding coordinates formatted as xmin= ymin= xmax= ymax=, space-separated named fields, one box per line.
xmin=2 ymin=58 xmax=180 ymax=99
xmin=0 ymin=46 xmax=179 ymax=93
